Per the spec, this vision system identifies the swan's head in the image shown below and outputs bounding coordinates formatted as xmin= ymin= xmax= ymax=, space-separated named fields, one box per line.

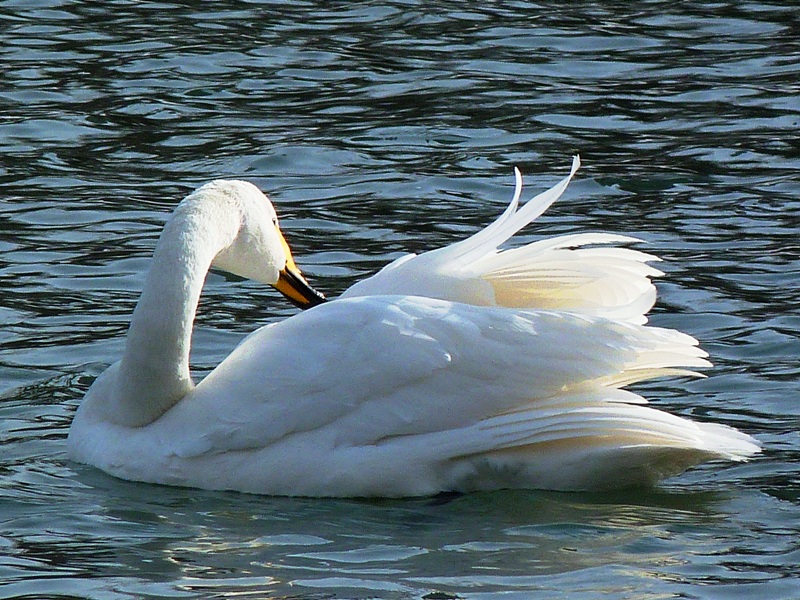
xmin=191 ymin=179 xmax=326 ymax=309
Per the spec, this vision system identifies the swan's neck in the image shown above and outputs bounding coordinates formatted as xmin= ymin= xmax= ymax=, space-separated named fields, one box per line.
xmin=109 ymin=197 xmax=240 ymax=427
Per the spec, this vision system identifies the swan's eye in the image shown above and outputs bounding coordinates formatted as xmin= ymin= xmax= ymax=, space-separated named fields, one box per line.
xmin=272 ymin=217 xmax=279 ymax=228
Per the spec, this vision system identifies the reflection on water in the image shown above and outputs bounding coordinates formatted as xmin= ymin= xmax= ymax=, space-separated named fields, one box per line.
xmin=4 ymin=474 xmax=781 ymax=599
xmin=1 ymin=1 xmax=799 ymax=598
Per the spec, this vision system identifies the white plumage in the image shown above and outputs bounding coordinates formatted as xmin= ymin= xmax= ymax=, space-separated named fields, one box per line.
xmin=68 ymin=158 xmax=759 ymax=496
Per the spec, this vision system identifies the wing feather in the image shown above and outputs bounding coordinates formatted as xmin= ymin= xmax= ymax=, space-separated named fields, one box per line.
xmin=342 ymin=158 xmax=660 ymax=323
xmin=158 ymin=296 xmax=710 ymax=459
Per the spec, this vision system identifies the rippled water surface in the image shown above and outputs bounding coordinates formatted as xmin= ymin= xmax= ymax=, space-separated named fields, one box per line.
xmin=2 ymin=1 xmax=799 ymax=598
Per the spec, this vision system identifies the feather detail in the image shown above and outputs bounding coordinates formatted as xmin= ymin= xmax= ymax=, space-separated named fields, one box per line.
xmin=343 ymin=156 xmax=661 ymax=323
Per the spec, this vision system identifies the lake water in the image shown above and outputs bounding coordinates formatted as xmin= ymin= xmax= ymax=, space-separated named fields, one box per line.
xmin=2 ymin=1 xmax=799 ymax=598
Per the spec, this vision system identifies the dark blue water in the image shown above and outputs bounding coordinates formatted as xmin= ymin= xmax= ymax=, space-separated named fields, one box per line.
xmin=1 ymin=1 xmax=799 ymax=598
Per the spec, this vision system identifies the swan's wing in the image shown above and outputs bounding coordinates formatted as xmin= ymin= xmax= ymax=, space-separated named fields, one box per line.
xmin=341 ymin=158 xmax=660 ymax=324
xmin=378 ymin=388 xmax=760 ymax=492
xmin=159 ymin=295 xmax=710 ymax=458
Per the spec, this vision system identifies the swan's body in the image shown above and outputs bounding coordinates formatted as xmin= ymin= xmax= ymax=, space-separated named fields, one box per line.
xmin=68 ymin=158 xmax=759 ymax=496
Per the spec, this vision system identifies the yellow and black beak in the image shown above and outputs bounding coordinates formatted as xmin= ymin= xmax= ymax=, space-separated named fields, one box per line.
xmin=273 ymin=229 xmax=326 ymax=309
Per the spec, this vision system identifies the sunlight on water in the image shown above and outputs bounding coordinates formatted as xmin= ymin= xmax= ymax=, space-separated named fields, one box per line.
xmin=1 ymin=1 xmax=799 ymax=598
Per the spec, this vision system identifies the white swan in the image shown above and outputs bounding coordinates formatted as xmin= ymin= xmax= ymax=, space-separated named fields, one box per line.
xmin=67 ymin=158 xmax=759 ymax=496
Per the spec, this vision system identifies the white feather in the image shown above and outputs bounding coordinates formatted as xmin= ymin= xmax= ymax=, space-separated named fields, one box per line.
xmin=344 ymin=156 xmax=661 ymax=324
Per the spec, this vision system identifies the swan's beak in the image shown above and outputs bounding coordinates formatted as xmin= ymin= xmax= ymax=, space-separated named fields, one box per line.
xmin=273 ymin=229 xmax=326 ymax=309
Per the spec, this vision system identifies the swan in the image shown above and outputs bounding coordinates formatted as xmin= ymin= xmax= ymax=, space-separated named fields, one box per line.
xmin=67 ymin=158 xmax=759 ymax=496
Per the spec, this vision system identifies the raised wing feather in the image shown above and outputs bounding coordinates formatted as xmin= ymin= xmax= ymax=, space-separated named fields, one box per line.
xmin=342 ymin=157 xmax=660 ymax=323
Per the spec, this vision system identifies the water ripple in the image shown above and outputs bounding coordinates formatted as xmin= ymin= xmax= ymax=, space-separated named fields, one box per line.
xmin=1 ymin=0 xmax=799 ymax=598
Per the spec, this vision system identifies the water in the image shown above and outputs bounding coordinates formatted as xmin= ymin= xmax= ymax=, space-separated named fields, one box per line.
xmin=1 ymin=1 xmax=799 ymax=598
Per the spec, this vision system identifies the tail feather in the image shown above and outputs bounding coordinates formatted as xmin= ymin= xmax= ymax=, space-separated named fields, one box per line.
xmin=433 ymin=390 xmax=760 ymax=491
xmin=478 ymin=401 xmax=752 ymax=456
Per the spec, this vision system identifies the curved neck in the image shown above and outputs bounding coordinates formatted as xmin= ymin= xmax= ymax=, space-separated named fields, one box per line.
xmin=110 ymin=196 xmax=240 ymax=426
